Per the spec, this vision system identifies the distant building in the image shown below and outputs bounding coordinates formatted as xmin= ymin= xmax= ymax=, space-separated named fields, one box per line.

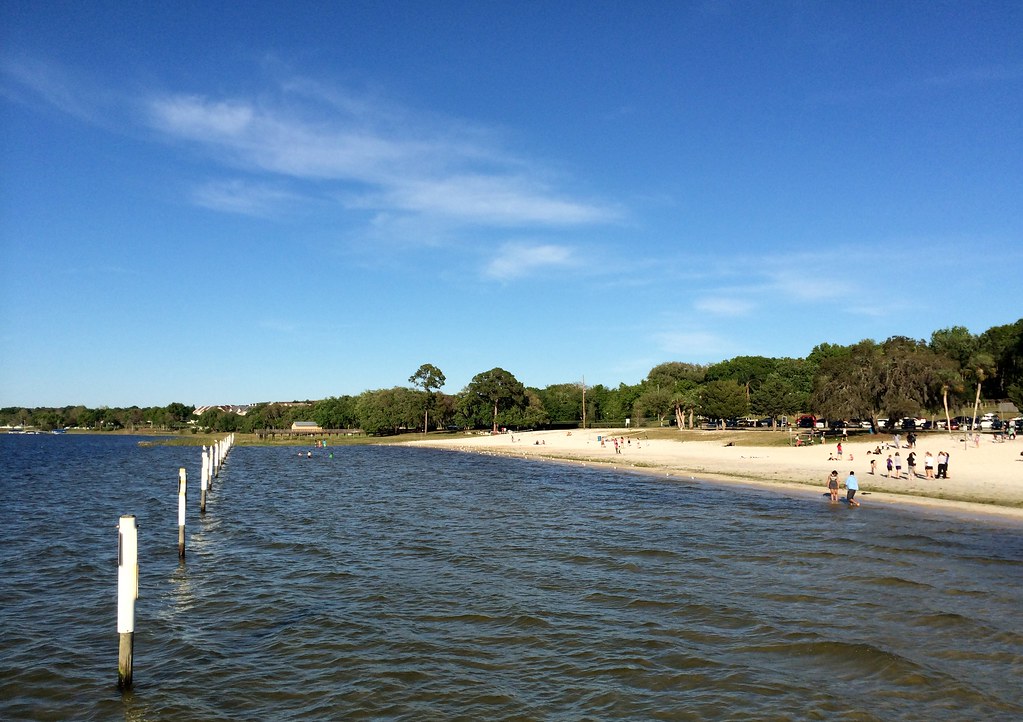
xmin=291 ymin=421 xmax=322 ymax=432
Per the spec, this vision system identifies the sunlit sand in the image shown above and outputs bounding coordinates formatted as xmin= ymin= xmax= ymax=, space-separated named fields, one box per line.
xmin=409 ymin=429 xmax=1023 ymax=520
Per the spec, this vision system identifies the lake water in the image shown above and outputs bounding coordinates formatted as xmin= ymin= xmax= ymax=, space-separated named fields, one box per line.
xmin=1 ymin=434 xmax=1021 ymax=720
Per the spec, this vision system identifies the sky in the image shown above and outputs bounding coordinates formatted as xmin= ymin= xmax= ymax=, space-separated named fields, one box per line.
xmin=1 ymin=1 xmax=1021 ymax=409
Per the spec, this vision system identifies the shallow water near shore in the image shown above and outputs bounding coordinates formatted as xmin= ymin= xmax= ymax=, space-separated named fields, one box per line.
xmin=2 ymin=434 xmax=1021 ymax=720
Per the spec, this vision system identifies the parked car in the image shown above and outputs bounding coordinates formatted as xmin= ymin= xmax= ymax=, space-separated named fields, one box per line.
xmin=975 ymin=413 xmax=996 ymax=430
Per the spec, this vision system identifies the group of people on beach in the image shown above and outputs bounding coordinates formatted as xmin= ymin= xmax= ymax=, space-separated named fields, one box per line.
xmin=866 ymin=448 xmax=950 ymax=479
xmin=601 ymin=435 xmax=634 ymax=453
xmin=828 ymin=440 xmax=958 ymax=507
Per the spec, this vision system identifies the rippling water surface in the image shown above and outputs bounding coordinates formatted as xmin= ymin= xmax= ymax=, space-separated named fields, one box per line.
xmin=1 ymin=434 xmax=1022 ymax=720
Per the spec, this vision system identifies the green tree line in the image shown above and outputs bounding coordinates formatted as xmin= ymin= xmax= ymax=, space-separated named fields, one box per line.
xmin=4 ymin=320 xmax=1020 ymax=434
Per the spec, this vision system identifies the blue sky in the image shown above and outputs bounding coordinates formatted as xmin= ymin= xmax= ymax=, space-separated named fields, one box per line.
xmin=2 ymin=1 xmax=1021 ymax=408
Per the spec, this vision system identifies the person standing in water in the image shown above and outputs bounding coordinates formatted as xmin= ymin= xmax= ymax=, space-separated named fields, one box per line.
xmin=845 ymin=471 xmax=860 ymax=506
xmin=827 ymin=470 xmax=840 ymax=502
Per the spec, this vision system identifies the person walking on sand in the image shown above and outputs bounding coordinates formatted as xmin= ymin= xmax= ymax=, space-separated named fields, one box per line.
xmin=894 ymin=452 xmax=903 ymax=479
xmin=870 ymin=457 xmax=877 ymax=475
xmin=827 ymin=470 xmax=840 ymax=503
xmin=886 ymin=454 xmax=893 ymax=477
xmin=907 ymin=451 xmax=916 ymax=478
xmin=936 ymin=450 xmax=948 ymax=479
xmin=845 ymin=471 xmax=860 ymax=506
xmin=924 ymin=451 xmax=934 ymax=478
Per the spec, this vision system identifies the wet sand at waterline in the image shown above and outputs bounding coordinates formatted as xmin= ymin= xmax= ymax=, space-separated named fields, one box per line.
xmin=407 ymin=429 xmax=1023 ymax=518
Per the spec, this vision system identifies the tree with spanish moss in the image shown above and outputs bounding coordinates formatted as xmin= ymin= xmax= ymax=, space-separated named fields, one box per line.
xmin=811 ymin=337 xmax=946 ymax=431
xmin=409 ymin=363 xmax=446 ymax=433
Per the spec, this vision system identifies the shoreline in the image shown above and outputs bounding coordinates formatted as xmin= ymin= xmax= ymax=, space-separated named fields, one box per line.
xmin=403 ymin=428 xmax=1023 ymax=524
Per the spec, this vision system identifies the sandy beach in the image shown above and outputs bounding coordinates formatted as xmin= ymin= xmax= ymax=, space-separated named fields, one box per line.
xmin=407 ymin=428 xmax=1023 ymax=521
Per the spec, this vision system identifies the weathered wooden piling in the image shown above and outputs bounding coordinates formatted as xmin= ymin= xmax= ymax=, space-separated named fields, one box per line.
xmin=177 ymin=468 xmax=186 ymax=560
xmin=200 ymin=447 xmax=209 ymax=514
xmin=117 ymin=514 xmax=138 ymax=690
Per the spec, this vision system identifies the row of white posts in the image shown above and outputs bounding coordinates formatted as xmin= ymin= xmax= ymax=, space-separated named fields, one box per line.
xmin=118 ymin=433 xmax=235 ymax=690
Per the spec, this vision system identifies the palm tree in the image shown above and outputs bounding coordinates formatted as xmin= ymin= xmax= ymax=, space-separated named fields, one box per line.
xmin=672 ymin=387 xmax=700 ymax=430
xmin=966 ymin=352 xmax=996 ymax=432
xmin=933 ymin=366 xmax=965 ymax=436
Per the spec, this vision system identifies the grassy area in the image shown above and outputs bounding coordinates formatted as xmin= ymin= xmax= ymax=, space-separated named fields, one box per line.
xmin=620 ymin=427 xmax=798 ymax=447
xmin=139 ymin=430 xmax=480 ymax=447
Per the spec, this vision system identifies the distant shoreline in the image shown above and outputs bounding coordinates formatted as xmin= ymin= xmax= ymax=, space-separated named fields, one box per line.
xmin=403 ymin=429 xmax=1023 ymax=523
xmin=9 ymin=426 xmax=1021 ymax=522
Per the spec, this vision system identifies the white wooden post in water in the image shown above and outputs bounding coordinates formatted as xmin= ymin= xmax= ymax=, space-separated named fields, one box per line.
xmin=200 ymin=447 xmax=209 ymax=514
xmin=117 ymin=514 xmax=139 ymax=690
xmin=177 ymin=468 xmax=187 ymax=560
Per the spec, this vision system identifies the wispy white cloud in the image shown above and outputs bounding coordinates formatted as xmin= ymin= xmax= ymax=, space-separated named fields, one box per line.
xmin=4 ymin=57 xmax=620 ymax=278
xmin=145 ymin=85 xmax=616 ymax=228
xmin=811 ymin=61 xmax=1023 ymax=106
xmin=484 ymin=242 xmax=575 ymax=280
xmin=0 ymin=56 xmax=107 ymax=123
xmin=150 ymin=95 xmax=256 ymax=138
xmin=191 ymin=179 xmax=301 ymax=216
xmin=693 ymin=297 xmax=756 ymax=316
xmin=372 ymin=176 xmax=614 ymax=225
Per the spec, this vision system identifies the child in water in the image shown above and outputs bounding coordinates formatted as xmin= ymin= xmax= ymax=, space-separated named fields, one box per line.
xmin=827 ymin=470 xmax=840 ymax=502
